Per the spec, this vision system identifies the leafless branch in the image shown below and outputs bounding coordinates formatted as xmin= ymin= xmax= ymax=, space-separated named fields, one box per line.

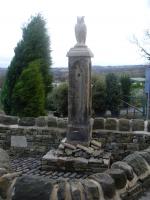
xmin=131 ymin=34 xmax=150 ymax=60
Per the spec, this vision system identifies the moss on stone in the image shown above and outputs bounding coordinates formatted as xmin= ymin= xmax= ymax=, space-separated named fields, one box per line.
xmin=105 ymin=118 xmax=117 ymax=130
xmin=119 ymin=118 xmax=130 ymax=131
xmin=93 ymin=118 xmax=105 ymax=129
xmin=132 ymin=119 xmax=144 ymax=131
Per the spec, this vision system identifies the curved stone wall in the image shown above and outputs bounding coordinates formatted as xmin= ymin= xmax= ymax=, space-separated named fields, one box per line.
xmin=0 ymin=114 xmax=149 ymax=132
xmin=1 ymin=147 xmax=150 ymax=199
xmin=0 ymin=113 xmax=150 ymax=199
xmin=0 ymin=115 xmax=150 ymax=156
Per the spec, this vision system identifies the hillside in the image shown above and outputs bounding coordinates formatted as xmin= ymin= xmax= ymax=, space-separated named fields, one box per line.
xmin=0 ymin=68 xmax=7 ymax=76
xmin=52 ymin=64 xmax=148 ymax=82
xmin=0 ymin=65 xmax=148 ymax=83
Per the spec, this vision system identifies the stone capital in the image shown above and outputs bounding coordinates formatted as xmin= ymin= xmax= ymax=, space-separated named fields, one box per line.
xmin=67 ymin=46 xmax=94 ymax=57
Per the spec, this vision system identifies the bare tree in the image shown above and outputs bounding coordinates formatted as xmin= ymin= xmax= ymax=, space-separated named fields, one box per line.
xmin=132 ymin=30 xmax=150 ymax=61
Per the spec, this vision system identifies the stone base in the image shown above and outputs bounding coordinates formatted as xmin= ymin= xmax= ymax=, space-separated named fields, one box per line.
xmin=67 ymin=124 xmax=91 ymax=146
xmin=41 ymin=139 xmax=111 ymax=173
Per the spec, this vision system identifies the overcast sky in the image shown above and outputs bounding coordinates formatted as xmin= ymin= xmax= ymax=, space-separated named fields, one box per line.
xmin=0 ymin=0 xmax=150 ymax=68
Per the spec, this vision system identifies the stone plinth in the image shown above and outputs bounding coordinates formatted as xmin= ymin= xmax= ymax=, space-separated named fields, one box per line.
xmin=67 ymin=46 xmax=93 ymax=146
xmin=41 ymin=139 xmax=110 ymax=173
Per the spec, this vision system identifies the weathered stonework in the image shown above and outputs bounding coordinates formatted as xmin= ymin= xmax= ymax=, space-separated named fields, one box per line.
xmin=119 ymin=118 xmax=130 ymax=131
xmin=47 ymin=116 xmax=58 ymax=127
xmin=0 ymin=148 xmax=10 ymax=172
xmin=105 ymin=118 xmax=117 ymax=130
xmin=0 ymin=125 xmax=66 ymax=155
xmin=67 ymin=46 xmax=93 ymax=146
xmin=132 ymin=119 xmax=144 ymax=131
xmin=1 ymin=14 xmax=150 ymax=199
xmin=0 ymin=114 xmax=148 ymax=132
xmin=42 ymin=139 xmax=109 ymax=173
xmin=93 ymin=117 xmax=105 ymax=129
xmin=0 ymin=114 xmax=18 ymax=125
xmin=19 ymin=117 xmax=35 ymax=126
xmin=0 ymin=121 xmax=150 ymax=157
xmin=2 ymin=147 xmax=150 ymax=200
xmin=36 ymin=116 xmax=47 ymax=127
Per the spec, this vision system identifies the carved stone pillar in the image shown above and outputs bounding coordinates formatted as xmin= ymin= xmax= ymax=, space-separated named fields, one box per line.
xmin=67 ymin=46 xmax=93 ymax=146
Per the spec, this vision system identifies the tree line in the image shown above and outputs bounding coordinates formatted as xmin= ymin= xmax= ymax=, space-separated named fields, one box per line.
xmin=47 ymin=74 xmax=131 ymax=117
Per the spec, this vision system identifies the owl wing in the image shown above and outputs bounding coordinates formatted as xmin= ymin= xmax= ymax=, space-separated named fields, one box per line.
xmin=75 ymin=23 xmax=87 ymax=44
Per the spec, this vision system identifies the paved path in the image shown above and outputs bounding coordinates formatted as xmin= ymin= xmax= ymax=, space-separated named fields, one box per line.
xmin=10 ymin=156 xmax=88 ymax=180
xmin=138 ymin=191 xmax=150 ymax=200
xmin=11 ymin=156 xmax=150 ymax=199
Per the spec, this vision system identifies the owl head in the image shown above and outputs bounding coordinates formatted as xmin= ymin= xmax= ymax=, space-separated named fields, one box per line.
xmin=77 ymin=16 xmax=85 ymax=24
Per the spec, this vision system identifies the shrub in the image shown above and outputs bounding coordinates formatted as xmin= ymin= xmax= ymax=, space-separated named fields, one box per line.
xmin=92 ymin=75 xmax=107 ymax=116
xmin=11 ymin=60 xmax=45 ymax=117
xmin=120 ymin=75 xmax=131 ymax=107
xmin=48 ymin=82 xmax=68 ymax=117
xmin=106 ymin=73 xmax=121 ymax=117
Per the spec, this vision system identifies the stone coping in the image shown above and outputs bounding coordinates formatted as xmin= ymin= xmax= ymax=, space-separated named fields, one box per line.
xmin=0 ymin=114 xmax=150 ymax=132
xmin=93 ymin=129 xmax=150 ymax=135
xmin=0 ymin=114 xmax=150 ymax=133
xmin=0 ymin=123 xmax=149 ymax=137
xmin=1 ymin=147 xmax=150 ymax=199
xmin=0 ymin=123 xmax=65 ymax=130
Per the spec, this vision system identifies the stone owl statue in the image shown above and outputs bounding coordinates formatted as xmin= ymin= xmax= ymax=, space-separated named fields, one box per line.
xmin=75 ymin=16 xmax=87 ymax=46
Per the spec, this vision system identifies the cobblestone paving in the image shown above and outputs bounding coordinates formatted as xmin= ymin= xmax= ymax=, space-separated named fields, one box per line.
xmin=10 ymin=156 xmax=89 ymax=180
xmin=10 ymin=156 xmax=150 ymax=199
xmin=138 ymin=191 xmax=150 ymax=200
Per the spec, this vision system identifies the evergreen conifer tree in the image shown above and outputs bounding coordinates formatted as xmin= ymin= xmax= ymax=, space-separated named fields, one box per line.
xmin=106 ymin=73 xmax=121 ymax=116
xmin=120 ymin=75 xmax=131 ymax=107
xmin=1 ymin=14 xmax=52 ymax=115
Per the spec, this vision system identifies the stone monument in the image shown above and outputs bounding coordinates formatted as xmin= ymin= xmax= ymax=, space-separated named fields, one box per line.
xmin=42 ymin=17 xmax=107 ymax=172
xmin=67 ymin=16 xmax=94 ymax=146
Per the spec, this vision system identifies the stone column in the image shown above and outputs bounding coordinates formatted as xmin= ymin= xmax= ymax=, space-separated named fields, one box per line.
xmin=67 ymin=46 xmax=93 ymax=146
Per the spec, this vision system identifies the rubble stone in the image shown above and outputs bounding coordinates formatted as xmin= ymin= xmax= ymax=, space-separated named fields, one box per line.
xmin=63 ymin=142 xmax=76 ymax=150
xmin=12 ymin=175 xmax=55 ymax=200
xmin=123 ymin=152 xmax=149 ymax=177
xmin=0 ymin=148 xmax=10 ymax=171
xmin=91 ymin=140 xmax=102 ymax=148
xmin=89 ymin=173 xmax=116 ymax=199
xmin=106 ymin=169 xmax=127 ymax=189
xmin=77 ymin=144 xmax=93 ymax=154
xmin=111 ymin=161 xmax=134 ymax=181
